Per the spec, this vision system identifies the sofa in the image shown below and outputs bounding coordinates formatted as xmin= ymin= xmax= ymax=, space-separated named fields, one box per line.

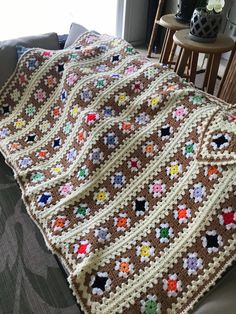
xmin=0 ymin=22 xmax=235 ymax=314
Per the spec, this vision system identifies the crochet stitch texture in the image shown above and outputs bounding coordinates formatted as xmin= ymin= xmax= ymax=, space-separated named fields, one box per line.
xmin=0 ymin=31 xmax=235 ymax=314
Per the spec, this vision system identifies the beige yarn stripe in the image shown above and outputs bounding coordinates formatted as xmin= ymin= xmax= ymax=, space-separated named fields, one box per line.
xmin=67 ymin=160 xmax=197 ymax=270
xmin=61 ymin=37 xmax=133 ymax=69
xmin=210 ymin=109 xmax=236 ymax=133
xmin=36 ymin=74 xmax=181 ymax=221
xmin=17 ymin=71 xmax=175 ymax=202
xmin=0 ymin=51 xmax=43 ymax=97
xmin=23 ymin=70 xmax=176 ymax=195
xmin=64 ymin=160 xmax=198 ymax=271
xmin=6 ymin=54 xmax=153 ymax=152
xmin=197 ymin=110 xmax=236 ymax=162
xmin=91 ymin=169 xmax=235 ymax=313
xmin=16 ymin=67 xmax=171 ymax=194
xmin=5 ymin=52 xmax=144 ymax=160
xmin=97 ymin=173 xmax=235 ymax=311
xmin=4 ymin=57 xmax=150 ymax=166
xmin=55 ymin=105 xmax=216 ymax=242
xmin=1 ymin=35 xmax=141 ymax=112
xmin=0 ymin=36 xmax=129 ymax=139
xmin=0 ymin=50 xmax=59 ymax=102
xmin=0 ymin=31 xmax=102 ymax=97
xmin=1 ymin=71 xmax=88 ymax=154
xmin=1 ymin=39 xmax=130 ymax=142
xmin=48 ymin=92 xmax=200 ymax=247
xmin=0 ymin=51 xmax=66 ymax=128
xmin=69 ymin=171 xmax=233 ymax=314
xmin=0 ymin=31 xmax=109 ymax=101
xmin=171 ymin=238 xmax=236 ymax=314
xmin=37 ymin=88 xmax=191 ymax=220
xmin=69 ymin=238 xmax=236 ymax=314
xmin=25 ymin=69 xmax=176 ymax=193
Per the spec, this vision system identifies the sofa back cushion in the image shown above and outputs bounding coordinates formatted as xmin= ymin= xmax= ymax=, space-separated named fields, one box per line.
xmin=64 ymin=22 xmax=88 ymax=48
xmin=0 ymin=32 xmax=60 ymax=90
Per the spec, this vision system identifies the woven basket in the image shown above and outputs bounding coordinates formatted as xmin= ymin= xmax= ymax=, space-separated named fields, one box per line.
xmin=189 ymin=8 xmax=222 ymax=42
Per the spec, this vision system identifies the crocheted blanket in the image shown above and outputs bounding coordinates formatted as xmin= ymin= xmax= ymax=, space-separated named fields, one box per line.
xmin=0 ymin=32 xmax=235 ymax=314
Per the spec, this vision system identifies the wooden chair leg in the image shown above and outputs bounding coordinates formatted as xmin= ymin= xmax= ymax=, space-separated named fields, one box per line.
xmin=147 ymin=0 xmax=166 ymax=58
xmin=206 ymin=53 xmax=221 ymax=95
xmin=147 ymin=21 xmax=159 ymax=58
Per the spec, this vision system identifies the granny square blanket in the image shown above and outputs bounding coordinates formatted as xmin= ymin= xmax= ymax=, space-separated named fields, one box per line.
xmin=0 ymin=31 xmax=235 ymax=314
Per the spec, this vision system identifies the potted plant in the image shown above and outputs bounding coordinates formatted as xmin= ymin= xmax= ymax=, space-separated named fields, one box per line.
xmin=189 ymin=0 xmax=225 ymax=42
xmin=175 ymin=0 xmax=198 ymax=24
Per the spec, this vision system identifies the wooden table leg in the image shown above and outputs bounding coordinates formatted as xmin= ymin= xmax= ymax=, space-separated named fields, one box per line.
xmin=203 ymin=54 xmax=213 ymax=91
xmin=206 ymin=53 xmax=221 ymax=94
xmin=169 ymin=42 xmax=177 ymax=65
xmin=175 ymin=48 xmax=191 ymax=77
xmin=159 ymin=29 xmax=169 ymax=63
xmin=160 ymin=30 xmax=175 ymax=65
xmin=189 ymin=52 xmax=199 ymax=83
xmin=175 ymin=47 xmax=183 ymax=72
xmin=218 ymin=42 xmax=236 ymax=98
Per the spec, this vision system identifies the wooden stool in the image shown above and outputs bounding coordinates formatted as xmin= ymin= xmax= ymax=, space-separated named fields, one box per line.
xmin=173 ymin=29 xmax=235 ymax=95
xmin=158 ymin=14 xmax=189 ymax=66
xmin=218 ymin=42 xmax=236 ymax=103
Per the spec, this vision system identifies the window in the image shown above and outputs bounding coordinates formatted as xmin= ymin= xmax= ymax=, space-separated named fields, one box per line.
xmin=0 ymin=0 xmax=120 ymax=40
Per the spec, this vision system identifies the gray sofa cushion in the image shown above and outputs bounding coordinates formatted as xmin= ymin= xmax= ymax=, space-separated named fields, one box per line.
xmin=0 ymin=32 xmax=60 ymax=90
xmin=16 ymin=45 xmax=31 ymax=59
xmin=64 ymin=22 xmax=88 ymax=48
xmin=193 ymin=265 xmax=236 ymax=314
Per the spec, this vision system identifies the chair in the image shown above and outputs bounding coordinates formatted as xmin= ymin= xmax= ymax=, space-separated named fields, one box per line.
xmin=158 ymin=14 xmax=189 ymax=66
xmin=147 ymin=0 xmax=166 ymax=58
